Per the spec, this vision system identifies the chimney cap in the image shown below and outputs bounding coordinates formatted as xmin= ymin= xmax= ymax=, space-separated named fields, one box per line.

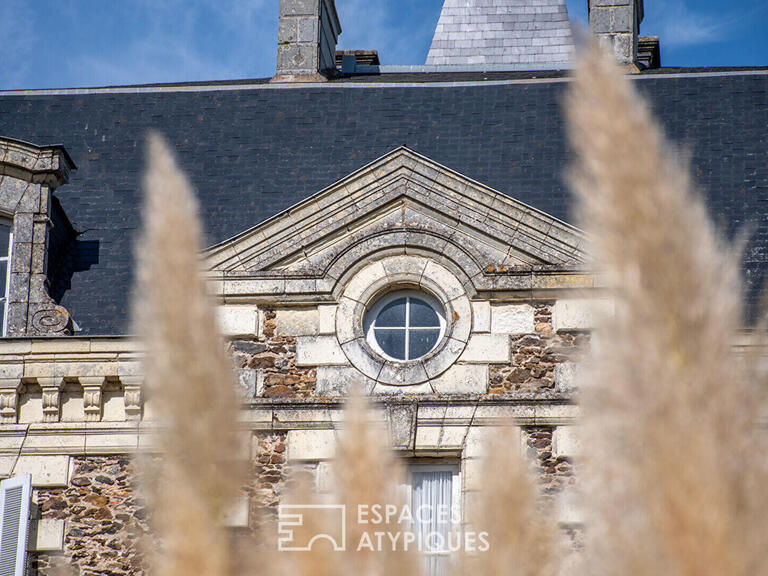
xmin=637 ymin=36 xmax=661 ymax=69
xmin=335 ymin=50 xmax=380 ymax=68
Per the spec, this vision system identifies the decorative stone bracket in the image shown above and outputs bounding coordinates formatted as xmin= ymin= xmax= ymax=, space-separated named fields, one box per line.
xmin=0 ymin=385 xmax=18 ymax=424
xmin=121 ymin=376 xmax=143 ymax=421
xmin=38 ymin=377 xmax=64 ymax=423
xmin=80 ymin=377 xmax=105 ymax=422
xmin=0 ymin=374 xmax=144 ymax=424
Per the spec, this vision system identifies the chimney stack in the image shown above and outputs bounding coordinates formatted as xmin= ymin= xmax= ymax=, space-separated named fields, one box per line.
xmin=274 ymin=0 xmax=342 ymax=81
xmin=588 ymin=0 xmax=644 ymax=67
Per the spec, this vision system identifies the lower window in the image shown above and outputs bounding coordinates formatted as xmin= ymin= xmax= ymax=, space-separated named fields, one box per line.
xmin=406 ymin=462 xmax=461 ymax=576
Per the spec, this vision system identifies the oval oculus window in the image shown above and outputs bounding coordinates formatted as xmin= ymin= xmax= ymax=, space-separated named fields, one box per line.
xmin=364 ymin=290 xmax=446 ymax=361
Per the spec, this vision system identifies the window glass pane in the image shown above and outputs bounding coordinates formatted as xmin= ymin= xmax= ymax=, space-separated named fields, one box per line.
xmin=0 ymin=222 xmax=10 ymax=256
xmin=409 ymin=298 xmax=440 ymax=327
xmin=408 ymin=329 xmax=440 ymax=359
xmin=375 ymin=297 xmax=407 ymax=327
xmin=0 ymin=263 xmax=6 ymax=298
xmin=374 ymin=328 xmax=406 ymax=359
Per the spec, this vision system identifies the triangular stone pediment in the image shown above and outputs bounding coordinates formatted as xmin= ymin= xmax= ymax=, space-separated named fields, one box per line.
xmin=205 ymin=147 xmax=585 ymax=283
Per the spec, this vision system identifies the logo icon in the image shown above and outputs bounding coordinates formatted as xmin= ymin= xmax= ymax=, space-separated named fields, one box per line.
xmin=277 ymin=504 xmax=347 ymax=552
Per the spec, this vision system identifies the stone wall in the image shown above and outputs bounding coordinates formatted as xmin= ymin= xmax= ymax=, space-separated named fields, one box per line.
xmin=32 ymin=457 xmax=150 ymax=576
xmin=523 ymin=426 xmax=575 ymax=503
xmin=231 ymin=310 xmax=316 ymax=399
xmin=248 ymin=432 xmax=287 ymax=531
xmin=489 ymin=303 xmax=590 ymax=394
xmin=523 ymin=426 xmax=583 ymax=560
xmin=23 ymin=424 xmax=584 ymax=573
xmin=229 ymin=302 xmax=590 ymax=399
xmin=29 ymin=436 xmax=289 ymax=575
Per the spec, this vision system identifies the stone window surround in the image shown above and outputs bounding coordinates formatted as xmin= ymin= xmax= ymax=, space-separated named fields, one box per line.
xmin=0 ymin=137 xmax=76 ymax=336
xmin=336 ymin=255 xmax=472 ymax=386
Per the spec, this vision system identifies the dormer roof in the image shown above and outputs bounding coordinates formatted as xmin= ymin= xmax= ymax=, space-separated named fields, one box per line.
xmin=426 ymin=0 xmax=575 ymax=69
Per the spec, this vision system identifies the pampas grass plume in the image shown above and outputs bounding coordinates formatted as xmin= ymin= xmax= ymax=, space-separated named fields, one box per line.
xmin=133 ymin=133 xmax=243 ymax=576
xmin=458 ymin=426 xmax=557 ymax=576
xmin=566 ymin=46 xmax=768 ymax=576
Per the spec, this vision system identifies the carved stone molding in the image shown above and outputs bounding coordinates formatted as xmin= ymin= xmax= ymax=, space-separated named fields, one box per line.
xmin=80 ymin=377 xmax=105 ymax=422
xmin=202 ymin=147 xmax=588 ymax=304
xmin=335 ymin=255 xmax=471 ymax=387
xmin=31 ymin=305 xmax=73 ymax=336
xmin=0 ymin=138 xmax=74 ymax=188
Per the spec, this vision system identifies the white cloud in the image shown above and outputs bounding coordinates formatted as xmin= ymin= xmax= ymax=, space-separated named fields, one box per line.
xmin=2 ymin=0 xmax=442 ymax=89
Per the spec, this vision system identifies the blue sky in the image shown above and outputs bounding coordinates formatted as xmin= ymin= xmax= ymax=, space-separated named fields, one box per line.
xmin=1 ymin=0 xmax=766 ymax=90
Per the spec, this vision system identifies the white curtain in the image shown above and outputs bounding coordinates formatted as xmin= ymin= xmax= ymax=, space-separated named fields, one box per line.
xmin=412 ymin=470 xmax=454 ymax=576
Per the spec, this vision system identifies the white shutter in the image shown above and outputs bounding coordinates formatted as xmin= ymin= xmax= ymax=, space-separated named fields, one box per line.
xmin=0 ymin=475 xmax=32 ymax=576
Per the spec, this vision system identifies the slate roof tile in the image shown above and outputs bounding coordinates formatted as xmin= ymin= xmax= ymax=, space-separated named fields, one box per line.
xmin=0 ymin=71 xmax=766 ymax=333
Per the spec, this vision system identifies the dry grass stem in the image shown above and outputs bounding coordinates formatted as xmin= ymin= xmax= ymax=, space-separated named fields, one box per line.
xmin=458 ymin=427 xmax=557 ymax=576
xmin=566 ymin=47 xmax=768 ymax=576
xmin=133 ymin=133 xmax=243 ymax=576
xmin=273 ymin=388 xmax=418 ymax=576
xmin=332 ymin=390 xmax=416 ymax=576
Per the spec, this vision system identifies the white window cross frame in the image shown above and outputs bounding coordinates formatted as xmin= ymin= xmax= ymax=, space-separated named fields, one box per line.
xmin=364 ymin=290 xmax=446 ymax=362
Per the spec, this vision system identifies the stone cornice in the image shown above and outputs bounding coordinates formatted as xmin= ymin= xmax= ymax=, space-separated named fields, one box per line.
xmin=0 ymin=397 xmax=579 ymax=459
xmin=0 ymin=137 xmax=76 ymax=189
xmin=0 ymin=331 xmax=762 ymax=431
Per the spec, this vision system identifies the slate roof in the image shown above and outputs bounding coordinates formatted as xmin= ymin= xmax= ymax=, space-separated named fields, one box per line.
xmin=0 ymin=69 xmax=766 ymax=334
xmin=426 ymin=0 xmax=574 ymax=68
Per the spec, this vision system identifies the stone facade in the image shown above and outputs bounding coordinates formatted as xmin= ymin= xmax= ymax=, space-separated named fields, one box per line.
xmin=32 ymin=457 xmax=149 ymax=576
xmin=2 ymin=120 xmax=757 ymax=576
xmin=0 ymin=145 xmax=605 ymax=573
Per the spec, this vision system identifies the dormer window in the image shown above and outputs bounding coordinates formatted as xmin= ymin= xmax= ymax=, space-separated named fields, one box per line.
xmin=0 ymin=137 xmax=76 ymax=336
xmin=0 ymin=218 xmax=12 ymax=336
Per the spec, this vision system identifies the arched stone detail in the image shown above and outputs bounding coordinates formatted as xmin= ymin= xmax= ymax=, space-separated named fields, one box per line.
xmin=327 ymin=229 xmax=482 ymax=301
xmin=336 ymin=255 xmax=471 ymax=386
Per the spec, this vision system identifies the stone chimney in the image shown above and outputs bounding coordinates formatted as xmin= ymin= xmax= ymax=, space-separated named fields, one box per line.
xmin=274 ymin=0 xmax=342 ymax=81
xmin=588 ymin=0 xmax=644 ymax=67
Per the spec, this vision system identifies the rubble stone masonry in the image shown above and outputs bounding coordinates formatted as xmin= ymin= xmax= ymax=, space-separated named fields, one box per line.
xmin=489 ymin=302 xmax=590 ymax=394
xmin=231 ymin=310 xmax=316 ymax=399
xmin=32 ymin=457 xmax=150 ymax=576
